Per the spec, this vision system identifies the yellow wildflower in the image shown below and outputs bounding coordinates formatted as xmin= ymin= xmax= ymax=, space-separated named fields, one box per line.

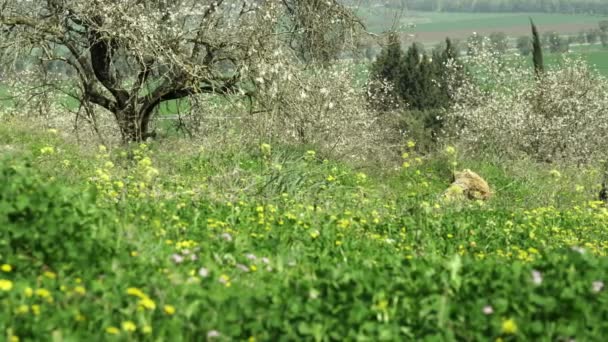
xmin=219 ymin=274 xmax=231 ymax=287
xmin=122 ymin=321 xmax=137 ymax=332
xmin=142 ymin=325 xmax=153 ymax=334
xmin=73 ymin=286 xmax=86 ymax=295
xmin=445 ymin=145 xmax=456 ymax=155
xmin=35 ymin=288 xmax=51 ymax=298
xmin=549 ymin=169 xmax=561 ymax=178
xmin=43 ymin=271 xmax=56 ymax=279
xmin=139 ymin=297 xmax=156 ymax=310
xmin=16 ymin=305 xmax=29 ymax=315
xmin=0 ymin=279 xmax=14 ymax=291
xmin=260 ymin=143 xmax=271 ymax=156
xmin=106 ymin=326 xmax=120 ymax=335
xmin=31 ymin=305 xmax=40 ymax=316
xmin=1 ymin=264 xmax=12 ymax=272
xmin=40 ymin=146 xmax=55 ymax=155
xmin=501 ymin=318 xmax=518 ymax=334
xmin=164 ymin=305 xmax=176 ymax=315
xmin=24 ymin=287 xmax=33 ymax=297
xmin=126 ymin=287 xmax=146 ymax=299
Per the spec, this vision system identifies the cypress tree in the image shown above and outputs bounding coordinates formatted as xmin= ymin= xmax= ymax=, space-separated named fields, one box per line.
xmin=531 ymin=19 xmax=544 ymax=78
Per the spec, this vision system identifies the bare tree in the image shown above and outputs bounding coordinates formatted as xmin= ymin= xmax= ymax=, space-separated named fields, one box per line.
xmin=0 ymin=0 xmax=362 ymax=143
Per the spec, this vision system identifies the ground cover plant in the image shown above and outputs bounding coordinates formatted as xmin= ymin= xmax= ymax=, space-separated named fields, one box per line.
xmin=1 ymin=121 xmax=608 ymax=341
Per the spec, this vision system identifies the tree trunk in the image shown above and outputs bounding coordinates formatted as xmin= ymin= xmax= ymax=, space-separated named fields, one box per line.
xmin=117 ymin=108 xmax=152 ymax=143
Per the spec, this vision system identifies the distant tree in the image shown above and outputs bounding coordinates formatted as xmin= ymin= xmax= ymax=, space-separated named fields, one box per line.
xmin=545 ymin=32 xmax=569 ymax=53
xmin=586 ymin=29 xmax=600 ymax=44
xmin=369 ymin=36 xmax=463 ymax=111
xmin=489 ymin=32 xmax=509 ymax=54
xmin=370 ymin=33 xmax=403 ymax=82
xmin=516 ymin=36 xmax=532 ymax=56
xmin=466 ymin=33 xmax=485 ymax=56
xmin=576 ymin=31 xmax=588 ymax=44
xmin=0 ymin=0 xmax=362 ymax=143
xmin=601 ymin=32 xmax=608 ymax=47
xmin=599 ymin=20 xmax=608 ymax=32
xmin=531 ymin=20 xmax=544 ymax=77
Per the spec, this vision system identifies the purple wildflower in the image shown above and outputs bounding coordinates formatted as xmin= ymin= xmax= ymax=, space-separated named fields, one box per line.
xmin=571 ymin=246 xmax=586 ymax=254
xmin=207 ymin=330 xmax=221 ymax=339
xmin=593 ymin=281 xmax=604 ymax=293
xmin=220 ymin=233 xmax=232 ymax=242
xmin=482 ymin=305 xmax=494 ymax=315
xmin=198 ymin=267 xmax=209 ymax=278
xmin=236 ymin=264 xmax=250 ymax=272
xmin=171 ymin=254 xmax=185 ymax=264
xmin=531 ymin=270 xmax=543 ymax=285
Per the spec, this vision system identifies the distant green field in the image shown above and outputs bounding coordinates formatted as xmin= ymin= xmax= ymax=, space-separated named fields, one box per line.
xmin=541 ymin=47 xmax=608 ymax=75
xmin=359 ymin=10 xmax=605 ymax=43
xmin=412 ymin=12 xmax=599 ymax=32
xmin=361 ymin=10 xmax=603 ymax=33
xmin=574 ymin=49 xmax=608 ymax=75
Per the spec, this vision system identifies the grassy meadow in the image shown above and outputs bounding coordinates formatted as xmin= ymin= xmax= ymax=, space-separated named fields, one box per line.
xmin=2 ymin=117 xmax=608 ymax=340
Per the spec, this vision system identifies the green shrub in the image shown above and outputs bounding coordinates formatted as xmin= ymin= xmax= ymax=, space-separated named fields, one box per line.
xmin=0 ymin=157 xmax=117 ymax=272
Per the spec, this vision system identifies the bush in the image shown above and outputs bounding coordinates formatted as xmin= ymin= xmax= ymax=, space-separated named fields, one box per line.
xmin=445 ymin=47 xmax=608 ymax=164
xmin=0 ymin=157 xmax=117 ymax=271
xmin=367 ymin=36 xmax=464 ymax=151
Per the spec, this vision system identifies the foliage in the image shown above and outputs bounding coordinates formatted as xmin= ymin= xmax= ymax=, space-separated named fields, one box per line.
xmin=517 ymin=36 xmax=532 ymax=56
xmin=0 ymin=156 xmax=117 ymax=271
xmin=446 ymin=44 xmax=608 ymax=164
xmin=1 ymin=125 xmax=608 ymax=340
xmin=489 ymin=32 xmax=509 ymax=54
xmin=367 ymin=33 xmax=403 ymax=111
xmin=531 ymin=20 xmax=545 ymax=77
xmin=544 ymin=32 xmax=570 ymax=53
xmin=0 ymin=0 xmax=362 ymax=142
xmin=245 ymin=59 xmax=391 ymax=164
xmin=367 ymin=36 xmax=465 ymax=148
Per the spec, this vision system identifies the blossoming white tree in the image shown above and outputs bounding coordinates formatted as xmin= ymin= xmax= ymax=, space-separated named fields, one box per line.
xmin=445 ymin=40 xmax=608 ymax=164
xmin=0 ymin=0 xmax=362 ymax=142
